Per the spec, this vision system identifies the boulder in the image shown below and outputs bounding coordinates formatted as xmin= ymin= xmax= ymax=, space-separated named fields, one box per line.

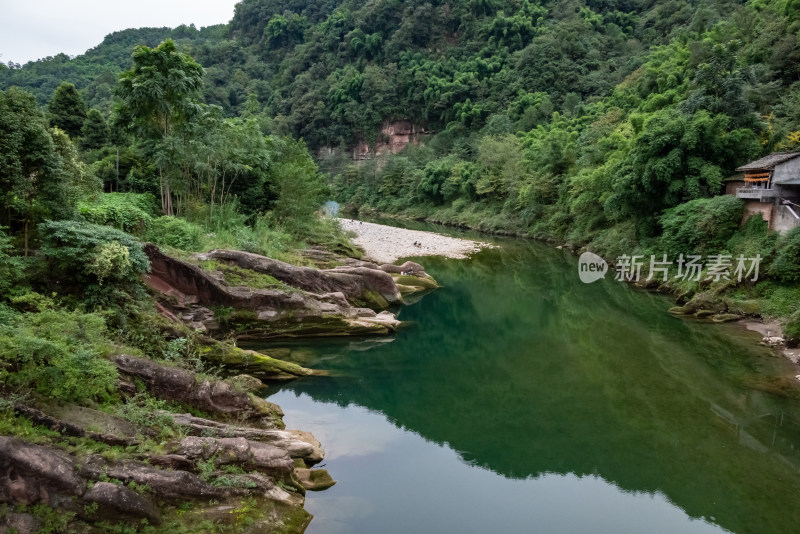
xmin=177 ymin=437 xmax=294 ymax=478
xmin=295 ymin=469 xmax=336 ymax=491
xmin=82 ymin=482 xmax=161 ymax=525
xmin=80 ymin=457 xmax=229 ymax=501
xmin=0 ymin=436 xmax=84 ymax=505
xmin=0 ymin=513 xmax=41 ymax=534
xmin=167 ymin=413 xmax=324 ymax=465
xmin=112 ymin=355 xmax=282 ymax=427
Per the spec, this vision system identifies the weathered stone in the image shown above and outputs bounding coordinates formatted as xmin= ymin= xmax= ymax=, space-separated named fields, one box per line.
xmin=80 ymin=457 xmax=229 ymax=501
xmin=143 ymin=244 xmax=402 ymax=339
xmin=167 ymin=413 xmax=324 ymax=464
xmin=294 ymin=469 xmax=336 ymax=491
xmin=224 ymin=374 xmax=267 ymax=393
xmin=0 ymin=513 xmax=41 ymax=534
xmin=13 ymin=404 xmax=137 ymax=447
xmin=177 ymin=437 xmax=294 ymax=478
xmin=112 ymin=354 xmax=282 ymax=427
xmin=82 ymin=482 xmax=161 ymax=525
xmin=200 ymin=249 xmax=402 ymax=308
xmin=0 ymin=436 xmax=84 ymax=505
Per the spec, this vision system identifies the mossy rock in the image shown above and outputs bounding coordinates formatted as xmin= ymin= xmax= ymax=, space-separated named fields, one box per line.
xmin=394 ymin=274 xmax=439 ymax=290
xmin=295 ymin=468 xmax=337 ymax=491
xmin=668 ymin=306 xmax=690 ymax=315
xmin=712 ymin=313 xmax=743 ymax=323
xmin=694 ymin=309 xmax=716 ymax=319
xmin=724 ymin=299 xmax=761 ymax=316
xmin=198 ymin=338 xmax=314 ymax=381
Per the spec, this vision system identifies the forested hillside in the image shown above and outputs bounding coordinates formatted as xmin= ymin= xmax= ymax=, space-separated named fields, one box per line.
xmin=3 ymin=0 xmax=800 ymax=323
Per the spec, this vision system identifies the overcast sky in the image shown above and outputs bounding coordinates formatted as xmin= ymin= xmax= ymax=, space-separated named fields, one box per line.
xmin=0 ymin=0 xmax=241 ymax=65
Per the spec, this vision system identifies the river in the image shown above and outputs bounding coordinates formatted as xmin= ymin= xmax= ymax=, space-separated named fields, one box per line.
xmin=253 ymin=226 xmax=800 ymax=534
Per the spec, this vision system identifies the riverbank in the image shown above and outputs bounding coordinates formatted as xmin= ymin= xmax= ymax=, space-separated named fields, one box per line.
xmin=337 ymin=218 xmax=493 ymax=264
xmin=344 ymin=209 xmax=800 ymax=370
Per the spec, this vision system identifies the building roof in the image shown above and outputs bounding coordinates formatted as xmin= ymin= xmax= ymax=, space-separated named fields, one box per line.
xmin=736 ymin=152 xmax=800 ymax=172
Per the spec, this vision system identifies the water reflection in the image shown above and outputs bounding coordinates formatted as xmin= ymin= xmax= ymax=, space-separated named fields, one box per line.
xmin=256 ymin=238 xmax=800 ymax=534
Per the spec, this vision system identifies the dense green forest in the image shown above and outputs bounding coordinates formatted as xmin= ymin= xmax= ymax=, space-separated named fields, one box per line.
xmin=2 ymin=0 xmax=800 ymax=325
xmin=3 ymin=0 xmax=800 ymax=529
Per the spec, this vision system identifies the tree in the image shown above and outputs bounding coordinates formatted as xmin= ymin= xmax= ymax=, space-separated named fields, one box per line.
xmin=0 ymin=88 xmax=70 ymax=254
xmin=81 ymin=108 xmax=110 ymax=149
xmin=115 ymin=39 xmax=204 ymax=215
xmin=48 ymin=82 xmax=87 ymax=138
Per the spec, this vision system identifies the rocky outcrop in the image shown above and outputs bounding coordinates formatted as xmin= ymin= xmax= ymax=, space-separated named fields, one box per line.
xmin=200 ymin=249 xmax=402 ymax=309
xmin=178 ymin=437 xmax=294 ymax=480
xmin=167 ymin=412 xmax=324 ymax=465
xmin=112 ymin=354 xmax=284 ymax=428
xmin=352 ymin=120 xmax=428 ymax=160
xmin=0 ymin=437 xmax=84 ymax=506
xmin=143 ymin=244 xmax=401 ymax=339
xmin=82 ymin=482 xmax=161 ymax=525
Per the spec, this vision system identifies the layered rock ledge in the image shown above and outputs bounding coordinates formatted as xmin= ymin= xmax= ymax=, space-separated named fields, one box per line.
xmin=143 ymin=244 xmax=438 ymax=340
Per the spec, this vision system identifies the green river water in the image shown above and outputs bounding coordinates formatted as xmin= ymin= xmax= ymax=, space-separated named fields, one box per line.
xmin=257 ymin=228 xmax=800 ymax=534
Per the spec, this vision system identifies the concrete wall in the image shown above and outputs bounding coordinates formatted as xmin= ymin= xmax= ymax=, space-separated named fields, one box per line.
xmin=772 ymin=157 xmax=800 ymax=183
xmin=743 ymin=200 xmax=772 ymax=228
xmin=773 ymin=204 xmax=800 ymax=233
xmin=725 ymin=180 xmax=746 ymax=195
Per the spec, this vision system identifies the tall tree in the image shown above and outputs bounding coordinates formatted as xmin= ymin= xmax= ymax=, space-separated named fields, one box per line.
xmin=115 ymin=39 xmax=204 ymax=214
xmin=48 ymin=82 xmax=87 ymax=138
xmin=81 ymin=108 xmax=110 ymax=149
xmin=0 ymin=88 xmax=70 ymax=254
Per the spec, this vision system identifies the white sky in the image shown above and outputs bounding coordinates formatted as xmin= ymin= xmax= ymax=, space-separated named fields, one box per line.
xmin=0 ymin=0 xmax=242 ymax=65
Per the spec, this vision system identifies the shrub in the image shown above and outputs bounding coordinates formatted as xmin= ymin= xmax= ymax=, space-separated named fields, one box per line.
xmin=0 ymin=310 xmax=117 ymax=402
xmin=659 ymin=196 xmax=744 ymax=256
xmin=38 ymin=220 xmax=150 ymax=308
xmin=146 ymin=216 xmax=203 ymax=250
xmin=769 ymin=226 xmax=800 ymax=282
xmin=78 ymin=193 xmax=157 ymax=234
xmin=0 ymin=226 xmax=23 ymax=297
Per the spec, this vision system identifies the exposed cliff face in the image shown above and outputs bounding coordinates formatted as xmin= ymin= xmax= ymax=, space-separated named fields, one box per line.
xmin=352 ymin=120 xmax=428 ymax=160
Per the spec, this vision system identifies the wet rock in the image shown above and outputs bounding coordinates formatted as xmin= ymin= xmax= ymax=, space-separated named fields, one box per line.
xmin=82 ymin=482 xmax=161 ymax=525
xmin=295 ymin=469 xmax=336 ymax=491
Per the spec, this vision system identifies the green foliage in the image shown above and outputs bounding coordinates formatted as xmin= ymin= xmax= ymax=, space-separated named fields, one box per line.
xmin=0 ymin=309 xmax=117 ymax=402
xmin=38 ymin=220 xmax=149 ymax=307
xmin=82 ymin=108 xmax=111 ymax=149
xmin=0 ymin=87 xmax=72 ymax=245
xmin=48 ymin=82 xmax=87 ymax=137
xmin=265 ymin=136 xmax=328 ymax=230
xmin=146 ymin=216 xmax=203 ymax=250
xmin=0 ymin=226 xmax=23 ymax=297
xmin=658 ymin=196 xmax=744 ymax=256
xmin=769 ymin=227 xmax=800 ymax=282
xmin=114 ymin=391 xmax=177 ymax=432
xmin=78 ymin=192 xmax=157 ymax=233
